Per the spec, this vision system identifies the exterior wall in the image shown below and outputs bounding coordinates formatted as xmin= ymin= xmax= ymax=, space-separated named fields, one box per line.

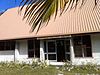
xmin=14 ymin=34 xmax=100 ymax=65
xmin=0 ymin=50 xmax=14 ymax=62
xmin=0 ymin=40 xmax=29 ymax=62
xmin=91 ymin=34 xmax=100 ymax=65
xmin=72 ymin=34 xmax=100 ymax=65
xmin=16 ymin=40 xmax=28 ymax=62
xmin=16 ymin=40 xmax=39 ymax=63
xmin=0 ymin=39 xmax=39 ymax=63
xmin=40 ymin=40 xmax=45 ymax=62
xmin=0 ymin=34 xmax=100 ymax=65
xmin=40 ymin=34 xmax=100 ymax=65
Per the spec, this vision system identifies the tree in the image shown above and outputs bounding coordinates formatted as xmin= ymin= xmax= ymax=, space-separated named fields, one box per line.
xmin=20 ymin=0 xmax=97 ymax=32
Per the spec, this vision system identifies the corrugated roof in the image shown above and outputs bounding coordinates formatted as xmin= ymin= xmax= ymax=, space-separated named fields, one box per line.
xmin=0 ymin=0 xmax=100 ymax=40
xmin=37 ymin=0 xmax=100 ymax=37
xmin=0 ymin=7 xmax=36 ymax=40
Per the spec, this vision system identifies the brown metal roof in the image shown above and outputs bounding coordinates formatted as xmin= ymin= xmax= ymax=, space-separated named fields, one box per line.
xmin=37 ymin=0 xmax=100 ymax=37
xmin=0 ymin=8 xmax=36 ymax=40
xmin=0 ymin=0 xmax=100 ymax=40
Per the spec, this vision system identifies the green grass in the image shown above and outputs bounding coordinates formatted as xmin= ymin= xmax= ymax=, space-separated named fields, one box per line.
xmin=0 ymin=66 xmax=58 ymax=75
xmin=0 ymin=62 xmax=58 ymax=75
xmin=0 ymin=62 xmax=100 ymax=75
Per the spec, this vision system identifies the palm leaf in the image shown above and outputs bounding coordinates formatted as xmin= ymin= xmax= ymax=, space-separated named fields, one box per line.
xmin=20 ymin=0 xmax=97 ymax=32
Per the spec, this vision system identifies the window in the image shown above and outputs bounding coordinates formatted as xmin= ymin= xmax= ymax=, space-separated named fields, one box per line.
xmin=48 ymin=41 xmax=56 ymax=52
xmin=28 ymin=39 xmax=40 ymax=58
xmin=0 ymin=41 xmax=15 ymax=50
xmin=73 ymin=35 xmax=92 ymax=57
xmin=48 ymin=54 xmax=56 ymax=60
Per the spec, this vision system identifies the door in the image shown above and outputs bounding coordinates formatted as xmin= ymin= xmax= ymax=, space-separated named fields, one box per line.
xmin=56 ymin=40 xmax=70 ymax=62
xmin=45 ymin=39 xmax=71 ymax=62
xmin=56 ymin=40 xmax=65 ymax=62
xmin=46 ymin=40 xmax=57 ymax=62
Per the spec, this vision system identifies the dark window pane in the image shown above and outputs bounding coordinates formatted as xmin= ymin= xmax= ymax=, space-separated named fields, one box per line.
xmin=28 ymin=50 xmax=34 ymax=57
xmin=65 ymin=54 xmax=70 ymax=61
xmin=35 ymin=40 xmax=40 ymax=48
xmin=65 ymin=40 xmax=70 ymax=52
xmin=73 ymin=36 xmax=83 ymax=57
xmin=0 ymin=41 xmax=15 ymax=50
xmin=0 ymin=42 xmax=4 ymax=50
xmin=66 ymin=45 xmax=70 ymax=52
xmin=28 ymin=40 xmax=34 ymax=58
xmin=35 ymin=40 xmax=40 ymax=58
xmin=73 ymin=36 xmax=82 ymax=45
xmin=28 ymin=40 xmax=34 ymax=49
xmin=11 ymin=41 xmax=15 ymax=50
xmin=28 ymin=40 xmax=40 ymax=58
xmin=44 ymin=41 xmax=46 ymax=53
xmin=82 ymin=35 xmax=91 ymax=47
xmin=5 ymin=41 xmax=10 ymax=50
xmin=73 ymin=35 xmax=92 ymax=57
xmin=45 ymin=54 xmax=47 ymax=60
xmin=66 ymin=40 xmax=70 ymax=45
xmin=48 ymin=41 xmax=56 ymax=52
xmin=28 ymin=40 xmax=34 ymax=57
xmin=48 ymin=54 xmax=56 ymax=60
xmin=84 ymin=48 xmax=92 ymax=57
xmin=74 ymin=46 xmax=83 ymax=57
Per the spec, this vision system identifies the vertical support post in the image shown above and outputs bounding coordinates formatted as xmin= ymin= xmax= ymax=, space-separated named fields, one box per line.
xmin=14 ymin=41 xmax=19 ymax=62
xmin=40 ymin=40 xmax=45 ymax=62
xmin=70 ymin=37 xmax=74 ymax=64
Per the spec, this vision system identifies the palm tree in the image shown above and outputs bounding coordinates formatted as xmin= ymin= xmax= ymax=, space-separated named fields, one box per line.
xmin=20 ymin=0 xmax=97 ymax=32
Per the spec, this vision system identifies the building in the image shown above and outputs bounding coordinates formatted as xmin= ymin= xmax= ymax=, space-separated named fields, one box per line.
xmin=0 ymin=0 xmax=100 ymax=65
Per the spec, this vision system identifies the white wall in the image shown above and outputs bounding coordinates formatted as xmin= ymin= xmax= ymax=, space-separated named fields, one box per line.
xmin=0 ymin=50 xmax=14 ymax=62
xmin=18 ymin=40 xmax=28 ymax=59
xmin=72 ymin=34 xmax=100 ymax=65
xmin=16 ymin=40 xmax=39 ymax=63
xmin=40 ymin=40 xmax=45 ymax=62
xmin=0 ymin=40 xmax=29 ymax=62
xmin=0 ymin=40 xmax=37 ymax=63
xmin=0 ymin=34 xmax=100 ymax=65
xmin=15 ymin=34 xmax=100 ymax=65
xmin=16 ymin=40 xmax=30 ymax=63
xmin=91 ymin=34 xmax=100 ymax=64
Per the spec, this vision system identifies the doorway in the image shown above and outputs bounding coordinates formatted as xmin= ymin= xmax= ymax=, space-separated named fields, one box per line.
xmin=56 ymin=40 xmax=65 ymax=62
xmin=45 ymin=39 xmax=71 ymax=62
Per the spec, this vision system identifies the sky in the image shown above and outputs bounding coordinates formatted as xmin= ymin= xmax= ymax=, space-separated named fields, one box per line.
xmin=0 ymin=0 xmax=21 ymax=12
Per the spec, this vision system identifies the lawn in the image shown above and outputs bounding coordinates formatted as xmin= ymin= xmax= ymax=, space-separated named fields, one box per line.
xmin=0 ymin=62 xmax=58 ymax=75
xmin=0 ymin=61 xmax=100 ymax=75
xmin=0 ymin=65 xmax=58 ymax=75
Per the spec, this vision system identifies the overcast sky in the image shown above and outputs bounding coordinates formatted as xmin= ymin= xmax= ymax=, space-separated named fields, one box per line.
xmin=0 ymin=0 xmax=21 ymax=12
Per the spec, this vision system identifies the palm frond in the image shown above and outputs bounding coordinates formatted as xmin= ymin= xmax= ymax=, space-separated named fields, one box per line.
xmin=20 ymin=0 xmax=97 ymax=32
